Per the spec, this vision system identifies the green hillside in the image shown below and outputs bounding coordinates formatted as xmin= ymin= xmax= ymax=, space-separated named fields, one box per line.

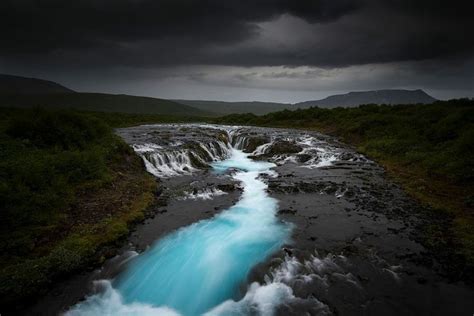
xmin=0 ymin=93 xmax=211 ymax=116
xmin=174 ymin=99 xmax=291 ymax=115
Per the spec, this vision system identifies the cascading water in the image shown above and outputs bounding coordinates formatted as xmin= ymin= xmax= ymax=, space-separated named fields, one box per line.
xmin=134 ymin=140 xmax=232 ymax=178
xmin=66 ymin=145 xmax=291 ymax=315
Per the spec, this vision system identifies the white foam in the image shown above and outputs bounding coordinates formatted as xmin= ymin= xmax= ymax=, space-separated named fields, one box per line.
xmin=133 ymin=139 xmax=232 ymax=178
xmin=204 ymin=254 xmax=337 ymax=316
xmin=132 ymin=143 xmax=163 ymax=153
xmin=64 ymin=280 xmax=181 ymax=316
xmin=252 ymin=142 xmax=273 ymax=156
xmin=233 ymin=136 xmax=249 ymax=150
xmin=142 ymin=150 xmax=198 ymax=178
xmin=180 ymin=188 xmax=227 ymax=200
xmin=204 ymin=282 xmax=297 ymax=316
xmin=301 ymin=147 xmax=338 ymax=168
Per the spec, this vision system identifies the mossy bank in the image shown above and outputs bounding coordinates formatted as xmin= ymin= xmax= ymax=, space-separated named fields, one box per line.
xmin=0 ymin=108 xmax=163 ymax=311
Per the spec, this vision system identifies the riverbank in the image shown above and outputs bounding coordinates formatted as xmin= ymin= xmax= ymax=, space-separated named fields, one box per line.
xmin=0 ymin=108 xmax=159 ymax=312
xmin=52 ymin=124 xmax=474 ymax=315
xmin=214 ymin=99 xmax=474 ymax=281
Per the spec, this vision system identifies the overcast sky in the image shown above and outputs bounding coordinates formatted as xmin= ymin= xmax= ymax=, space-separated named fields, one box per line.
xmin=1 ymin=0 xmax=473 ymax=102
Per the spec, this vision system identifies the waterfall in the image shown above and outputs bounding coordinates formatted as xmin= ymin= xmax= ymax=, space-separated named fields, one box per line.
xmin=133 ymin=140 xmax=232 ymax=178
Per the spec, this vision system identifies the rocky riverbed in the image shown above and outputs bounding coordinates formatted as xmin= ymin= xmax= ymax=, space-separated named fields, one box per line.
xmin=26 ymin=124 xmax=474 ymax=315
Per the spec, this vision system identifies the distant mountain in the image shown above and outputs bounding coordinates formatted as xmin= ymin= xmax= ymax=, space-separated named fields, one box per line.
xmin=173 ymin=100 xmax=291 ymax=115
xmin=0 ymin=93 xmax=210 ymax=116
xmin=0 ymin=74 xmax=75 ymax=94
xmin=0 ymin=74 xmax=210 ymax=116
xmin=174 ymin=89 xmax=437 ymax=115
xmin=295 ymin=89 xmax=437 ymax=108
xmin=0 ymin=74 xmax=438 ymax=116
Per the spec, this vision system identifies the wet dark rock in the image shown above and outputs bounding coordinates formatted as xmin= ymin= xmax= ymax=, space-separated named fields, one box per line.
xmin=266 ymin=140 xmax=302 ymax=155
xmin=189 ymin=152 xmax=209 ymax=169
xmin=154 ymin=186 xmax=163 ymax=197
xmin=278 ymin=208 xmax=297 ymax=215
xmin=296 ymin=153 xmax=313 ymax=163
xmin=216 ymin=184 xmax=237 ymax=192
xmin=216 ymin=131 xmax=229 ymax=143
xmin=339 ymin=152 xmax=357 ymax=161
xmin=283 ymin=248 xmax=293 ymax=256
xmin=417 ymin=277 xmax=428 ymax=284
xmin=242 ymin=136 xmax=269 ymax=153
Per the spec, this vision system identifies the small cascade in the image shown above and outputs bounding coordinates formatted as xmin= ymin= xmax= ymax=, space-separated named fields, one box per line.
xmin=133 ymin=136 xmax=232 ymax=178
xmin=141 ymin=150 xmax=198 ymax=178
xmin=252 ymin=141 xmax=274 ymax=155
xmin=232 ymin=135 xmax=249 ymax=150
xmin=200 ymin=140 xmax=231 ymax=161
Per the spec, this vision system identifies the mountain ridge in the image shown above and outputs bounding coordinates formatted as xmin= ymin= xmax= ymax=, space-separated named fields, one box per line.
xmin=0 ymin=74 xmax=209 ymax=116
xmin=174 ymin=89 xmax=437 ymax=115
xmin=173 ymin=99 xmax=291 ymax=115
xmin=0 ymin=74 xmax=438 ymax=116
xmin=295 ymin=89 xmax=437 ymax=108
xmin=0 ymin=74 xmax=75 ymax=94
xmin=0 ymin=93 xmax=210 ymax=116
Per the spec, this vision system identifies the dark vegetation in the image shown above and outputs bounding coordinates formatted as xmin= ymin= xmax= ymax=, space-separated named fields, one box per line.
xmin=215 ymin=99 xmax=474 ymax=271
xmin=0 ymin=108 xmax=187 ymax=309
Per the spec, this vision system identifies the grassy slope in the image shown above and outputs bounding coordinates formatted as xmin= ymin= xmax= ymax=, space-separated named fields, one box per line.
xmin=0 ymin=93 xmax=212 ymax=116
xmin=173 ymin=99 xmax=291 ymax=115
xmin=214 ymin=99 xmax=474 ymax=272
xmin=0 ymin=108 xmax=198 ymax=309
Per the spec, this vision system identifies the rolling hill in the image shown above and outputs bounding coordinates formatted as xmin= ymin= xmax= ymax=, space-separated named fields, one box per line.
xmin=173 ymin=100 xmax=291 ymax=115
xmin=0 ymin=74 xmax=75 ymax=94
xmin=0 ymin=74 xmax=209 ymax=116
xmin=0 ymin=93 xmax=210 ymax=116
xmin=0 ymin=74 xmax=438 ymax=116
xmin=173 ymin=89 xmax=437 ymax=114
xmin=294 ymin=89 xmax=437 ymax=108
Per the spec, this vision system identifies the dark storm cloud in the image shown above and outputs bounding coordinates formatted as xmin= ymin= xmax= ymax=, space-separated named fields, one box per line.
xmin=1 ymin=0 xmax=472 ymax=69
xmin=0 ymin=0 xmax=359 ymax=57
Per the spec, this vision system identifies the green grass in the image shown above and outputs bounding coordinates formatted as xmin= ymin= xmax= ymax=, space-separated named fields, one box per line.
xmin=0 ymin=107 xmax=168 ymax=309
xmin=214 ymin=99 xmax=474 ymax=271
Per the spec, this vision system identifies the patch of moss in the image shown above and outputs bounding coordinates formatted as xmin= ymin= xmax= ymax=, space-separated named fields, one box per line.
xmin=0 ymin=108 xmax=157 ymax=310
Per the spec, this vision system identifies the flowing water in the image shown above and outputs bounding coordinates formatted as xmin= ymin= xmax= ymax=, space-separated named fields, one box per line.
xmin=66 ymin=148 xmax=291 ymax=315
xmin=41 ymin=124 xmax=474 ymax=316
